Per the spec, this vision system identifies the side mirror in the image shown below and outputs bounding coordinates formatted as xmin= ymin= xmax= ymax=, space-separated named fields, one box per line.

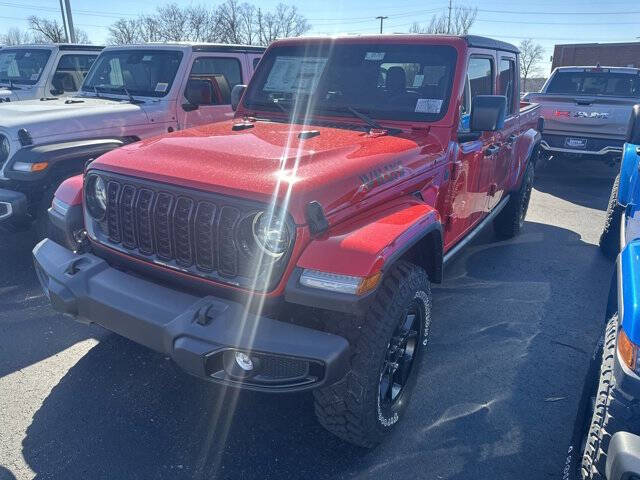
xmin=606 ymin=432 xmax=640 ymax=480
xmin=470 ymin=95 xmax=507 ymax=132
xmin=50 ymin=88 xmax=64 ymax=96
xmin=231 ymin=84 xmax=246 ymax=111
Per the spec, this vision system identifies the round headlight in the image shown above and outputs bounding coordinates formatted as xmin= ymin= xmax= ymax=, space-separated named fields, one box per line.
xmin=252 ymin=211 xmax=291 ymax=257
xmin=86 ymin=175 xmax=107 ymax=220
xmin=0 ymin=135 xmax=9 ymax=164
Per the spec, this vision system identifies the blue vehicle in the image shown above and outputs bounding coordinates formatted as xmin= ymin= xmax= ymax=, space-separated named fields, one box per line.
xmin=580 ymin=143 xmax=640 ymax=479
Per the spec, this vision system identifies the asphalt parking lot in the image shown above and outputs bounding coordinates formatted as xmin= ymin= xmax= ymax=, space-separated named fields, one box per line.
xmin=0 ymin=158 xmax=616 ymax=480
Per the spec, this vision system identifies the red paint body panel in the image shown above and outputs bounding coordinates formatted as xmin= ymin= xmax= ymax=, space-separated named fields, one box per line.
xmin=297 ymin=199 xmax=440 ymax=277
xmin=54 ymin=174 xmax=83 ymax=206
xmin=59 ymin=35 xmax=541 ymax=297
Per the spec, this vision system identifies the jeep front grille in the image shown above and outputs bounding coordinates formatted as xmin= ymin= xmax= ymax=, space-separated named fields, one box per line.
xmin=87 ymin=172 xmax=294 ymax=291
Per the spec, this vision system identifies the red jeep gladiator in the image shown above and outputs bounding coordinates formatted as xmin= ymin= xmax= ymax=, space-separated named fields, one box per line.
xmin=34 ymin=34 xmax=541 ymax=447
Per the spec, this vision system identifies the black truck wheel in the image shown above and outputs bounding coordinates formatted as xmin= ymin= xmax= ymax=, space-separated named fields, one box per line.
xmin=313 ymin=261 xmax=432 ymax=447
xmin=581 ymin=315 xmax=639 ymax=479
xmin=599 ymin=174 xmax=623 ymax=260
xmin=493 ymin=160 xmax=535 ymax=238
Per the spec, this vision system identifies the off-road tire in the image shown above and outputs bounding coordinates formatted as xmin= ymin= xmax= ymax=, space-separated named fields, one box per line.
xmin=313 ymin=261 xmax=432 ymax=448
xmin=599 ymin=174 xmax=623 ymax=261
xmin=581 ymin=315 xmax=640 ymax=479
xmin=493 ymin=160 xmax=535 ymax=238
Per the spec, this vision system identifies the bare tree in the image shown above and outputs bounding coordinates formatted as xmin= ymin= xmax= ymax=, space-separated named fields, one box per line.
xmin=409 ymin=4 xmax=477 ymax=35
xmin=28 ymin=16 xmax=67 ymax=43
xmin=108 ymin=18 xmax=140 ymax=45
xmin=1 ymin=28 xmax=33 ymax=46
xmin=519 ymin=39 xmax=544 ymax=92
xmin=106 ymin=1 xmax=310 ymax=46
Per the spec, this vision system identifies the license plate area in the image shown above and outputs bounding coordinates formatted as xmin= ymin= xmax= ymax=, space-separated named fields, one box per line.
xmin=565 ymin=137 xmax=587 ymax=149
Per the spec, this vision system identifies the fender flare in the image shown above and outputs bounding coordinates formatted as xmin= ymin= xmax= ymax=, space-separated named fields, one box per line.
xmin=286 ymin=200 xmax=443 ymax=314
xmin=5 ymin=137 xmax=126 ymax=182
xmin=618 ymin=142 xmax=640 ymax=207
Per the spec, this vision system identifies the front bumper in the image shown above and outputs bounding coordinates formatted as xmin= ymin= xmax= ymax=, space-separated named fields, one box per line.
xmin=33 ymin=239 xmax=350 ymax=392
xmin=0 ymin=188 xmax=28 ymax=224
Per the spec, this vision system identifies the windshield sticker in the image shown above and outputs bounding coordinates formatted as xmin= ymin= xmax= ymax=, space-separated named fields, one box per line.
xmin=24 ymin=52 xmax=31 ymax=57
xmin=415 ymin=98 xmax=443 ymax=114
xmin=264 ymin=56 xmax=328 ymax=94
xmin=142 ymin=55 xmax=153 ymax=62
xmin=155 ymin=82 xmax=168 ymax=92
xmin=412 ymin=74 xmax=424 ymax=88
xmin=364 ymin=52 xmax=385 ymax=61
xmin=30 ymin=73 xmax=39 ymax=81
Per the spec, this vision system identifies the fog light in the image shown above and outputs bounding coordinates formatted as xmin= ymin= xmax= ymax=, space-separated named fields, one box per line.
xmin=235 ymin=351 xmax=254 ymax=371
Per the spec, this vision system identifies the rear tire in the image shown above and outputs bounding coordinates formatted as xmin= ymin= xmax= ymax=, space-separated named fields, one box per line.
xmin=599 ymin=174 xmax=622 ymax=261
xmin=313 ymin=261 xmax=432 ymax=448
xmin=493 ymin=161 xmax=535 ymax=238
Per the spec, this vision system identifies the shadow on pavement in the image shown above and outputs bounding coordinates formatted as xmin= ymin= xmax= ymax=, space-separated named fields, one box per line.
xmin=21 ymin=219 xmax=612 ymax=480
xmin=0 ymin=231 xmax=100 ymax=378
xmin=533 ymin=156 xmax=617 ymax=211
xmin=0 ymin=466 xmax=17 ymax=480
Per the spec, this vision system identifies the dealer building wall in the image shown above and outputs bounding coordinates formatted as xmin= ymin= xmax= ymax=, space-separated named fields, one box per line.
xmin=552 ymin=42 xmax=640 ymax=71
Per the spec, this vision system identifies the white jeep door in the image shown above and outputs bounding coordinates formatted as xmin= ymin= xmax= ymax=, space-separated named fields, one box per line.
xmin=178 ymin=54 xmax=243 ymax=130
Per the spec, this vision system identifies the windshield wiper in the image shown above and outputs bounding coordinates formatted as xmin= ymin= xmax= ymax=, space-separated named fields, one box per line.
xmin=345 ymin=106 xmax=382 ymax=130
xmin=116 ymin=85 xmax=144 ymax=104
xmin=0 ymin=79 xmax=21 ymax=90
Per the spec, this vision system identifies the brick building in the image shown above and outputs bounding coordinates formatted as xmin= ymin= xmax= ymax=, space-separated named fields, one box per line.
xmin=552 ymin=42 xmax=640 ymax=71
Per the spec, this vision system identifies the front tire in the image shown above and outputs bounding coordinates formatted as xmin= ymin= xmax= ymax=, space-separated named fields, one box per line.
xmin=494 ymin=160 xmax=535 ymax=238
xmin=581 ymin=315 xmax=637 ymax=479
xmin=599 ymin=174 xmax=622 ymax=260
xmin=313 ymin=261 xmax=432 ymax=447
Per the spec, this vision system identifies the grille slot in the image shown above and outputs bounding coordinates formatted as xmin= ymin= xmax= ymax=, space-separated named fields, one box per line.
xmin=154 ymin=192 xmax=174 ymax=260
xmin=194 ymin=202 xmax=217 ymax=271
xmin=173 ymin=197 xmax=194 ymax=267
xmin=218 ymin=206 xmax=240 ymax=277
xmin=106 ymin=181 xmax=121 ymax=242
xmin=136 ymin=189 xmax=155 ymax=254
xmin=120 ymin=185 xmax=137 ymax=249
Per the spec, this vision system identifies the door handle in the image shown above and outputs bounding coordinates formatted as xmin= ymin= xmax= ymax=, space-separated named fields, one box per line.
xmin=506 ymin=134 xmax=518 ymax=144
xmin=484 ymin=144 xmax=500 ymax=156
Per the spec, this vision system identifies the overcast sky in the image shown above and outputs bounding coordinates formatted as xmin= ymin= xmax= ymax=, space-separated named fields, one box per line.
xmin=2 ymin=0 xmax=639 ymax=74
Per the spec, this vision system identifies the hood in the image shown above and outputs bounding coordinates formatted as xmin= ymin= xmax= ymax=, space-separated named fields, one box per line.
xmin=91 ymin=119 xmax=445 ymax=224
xmin=0 ymin=97 xmax=150 ymax=141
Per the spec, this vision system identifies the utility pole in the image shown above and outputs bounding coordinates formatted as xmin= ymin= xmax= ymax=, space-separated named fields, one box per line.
xmin=447 ymin=0 xmax=452 ymax=34
xmin=63 ymin=0 xmax=76 ymax=43
xmin=58 ymin=0 xmax=69 ymax=42
xmin=376 ymin=16 xmax=388 ymax=34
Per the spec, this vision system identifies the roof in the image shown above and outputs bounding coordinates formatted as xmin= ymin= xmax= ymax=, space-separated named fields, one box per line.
xmin=463 ymin=35 xmax=519 ymax=53
xmin=554 ymin=41 xmax=640 ymax=48
xmin=0 ymin=43 xmax=103 ymax=51
xmin=104 ymin=42 xmax=265 ymax=53
xmin=271 ymin=34 xmax=519 ymax=53
xmin=554 ymin=65 xmax=640 ymax=73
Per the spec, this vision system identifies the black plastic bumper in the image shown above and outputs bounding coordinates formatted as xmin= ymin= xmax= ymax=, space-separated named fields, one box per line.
xmin=32 ymin=239 xmax=350 ymax=392
xmin=0 ymin=188 xmax=28 ymax=224
xmin=48 ymin=199 xmax=83 ymax=251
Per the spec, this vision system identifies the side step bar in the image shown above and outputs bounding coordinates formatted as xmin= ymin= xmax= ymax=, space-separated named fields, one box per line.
xmin=443 ymin=194 xmax=510 ymax=265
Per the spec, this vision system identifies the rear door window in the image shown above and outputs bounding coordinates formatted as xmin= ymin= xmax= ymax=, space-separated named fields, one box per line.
xmin=498 ymin=59 xmax=517 ymax=116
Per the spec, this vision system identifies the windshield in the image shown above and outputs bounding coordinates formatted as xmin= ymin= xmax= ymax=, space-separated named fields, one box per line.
xmin=243 ymin=43 xmax=457 ymax=122
xmin=82 ymin=50 xmax=183 ymax=98
xmin=546 ymin=70 xmax=640 ymax=98
xmin=0 ymin=48 xmax=52 ymax=86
